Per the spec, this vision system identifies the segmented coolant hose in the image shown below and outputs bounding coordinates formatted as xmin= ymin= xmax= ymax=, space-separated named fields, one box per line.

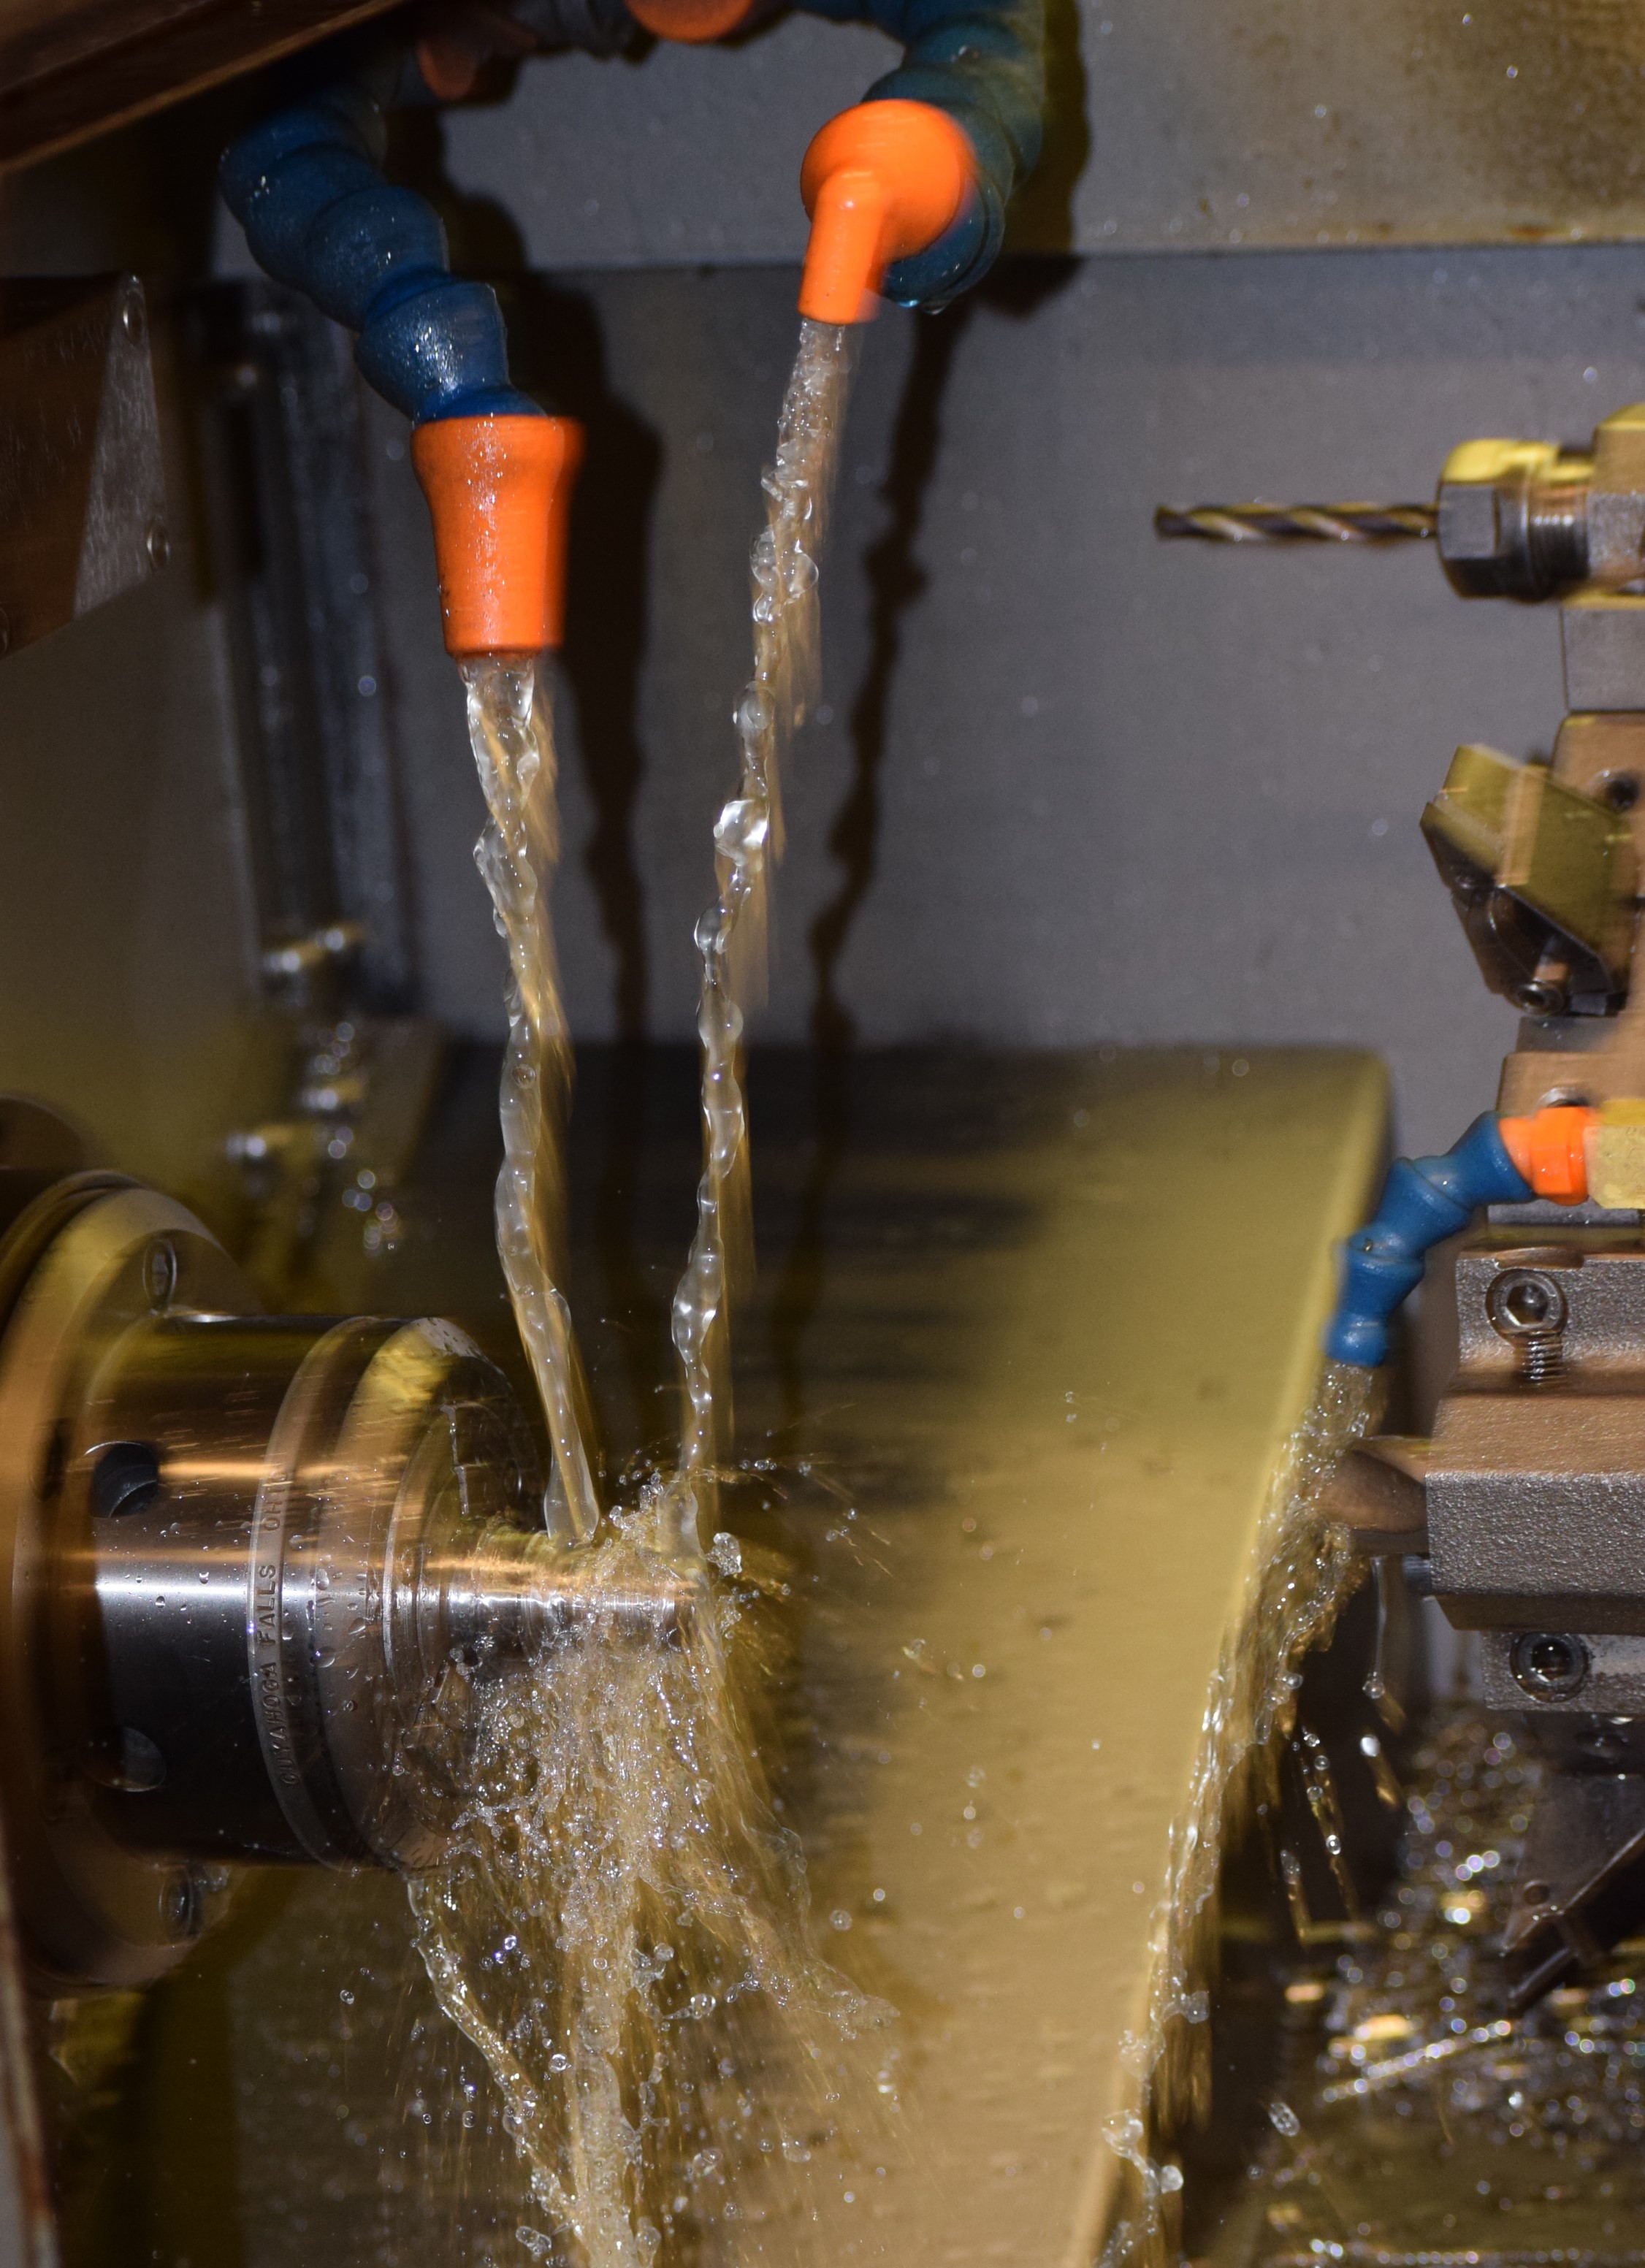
xmin=220 ymin=75 xmax=541 ymax=429
xmin=1325 ymin=1113 xmax=1533 ymax=1369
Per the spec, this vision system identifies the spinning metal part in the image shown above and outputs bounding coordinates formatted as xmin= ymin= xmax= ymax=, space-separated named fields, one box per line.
xmin=0 ymin=1103 xmax=687 ymax=1990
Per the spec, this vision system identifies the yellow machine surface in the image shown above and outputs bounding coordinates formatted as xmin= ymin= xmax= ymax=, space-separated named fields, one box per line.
xmin=45 ymin=1047 xmax=1386 ymax=2266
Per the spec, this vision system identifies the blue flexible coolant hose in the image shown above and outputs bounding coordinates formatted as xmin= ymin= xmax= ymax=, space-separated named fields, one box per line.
xmin=220 ymin=79 xmax=541 ymax=427
xmin=1324 ymin=1112 xmax=1533 ymax=1370
xmin=224 ymin=0 xmax=1044 ymax=358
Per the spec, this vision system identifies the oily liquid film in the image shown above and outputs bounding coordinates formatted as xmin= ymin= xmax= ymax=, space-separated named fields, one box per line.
xmin=408 ymin=1503 xmax=891 ymax=2268
xmin=1102 ymin=1359 xmax=1381 ymax=2268
xmin=463 ymin=657 xmax=601 ymax=1543
xmin=668 ymin=317 xmax=858 ymax=1543
xmin=415 ymin=327 xmax=872 ymax=2268
xmin=1245 ymin=1704 xmax=1645 ymax=2267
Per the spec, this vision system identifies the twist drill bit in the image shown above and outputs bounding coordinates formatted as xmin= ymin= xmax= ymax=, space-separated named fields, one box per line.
xmin=1154 ymin=502 xmax=1438 ymax=544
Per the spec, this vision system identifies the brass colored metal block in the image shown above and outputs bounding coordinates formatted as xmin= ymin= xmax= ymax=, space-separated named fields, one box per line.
xmin=1424 ymin=743 xmax=1638 ymax=1010
xmin=1589 ymin=1099 xmax=1645 ymax=1211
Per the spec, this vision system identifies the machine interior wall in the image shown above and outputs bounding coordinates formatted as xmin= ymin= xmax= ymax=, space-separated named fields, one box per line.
xmin=2 ymin=109 xmax=1636 ymax=1165
xmin=0 ymin=285 xmax=271 ymax=1204
xmin=363 ymin=248 xmax=1605 ymax=1154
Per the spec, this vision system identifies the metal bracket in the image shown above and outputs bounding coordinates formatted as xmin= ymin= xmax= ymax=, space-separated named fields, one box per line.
xmin=0 ymin=275 xmax=167 ymax=662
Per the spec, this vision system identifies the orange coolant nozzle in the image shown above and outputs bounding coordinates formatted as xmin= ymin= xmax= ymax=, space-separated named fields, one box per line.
xmin=411 ymin=413 xmax=584 ymax=659
xmin=1499 ymin=1104 xmax=1596 ymax=1204
xmin=798 ymin=100 xmax=975 ymax=324
xmin=626 ymin=0 xmax=755 ymax=37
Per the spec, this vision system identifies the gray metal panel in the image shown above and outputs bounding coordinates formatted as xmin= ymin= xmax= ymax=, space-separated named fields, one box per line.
xmin=194 ymin=0 xmax=1645 ymax=272
xmin=0 ymin=305 xmax=278 ymax=1209
xmin=1562 ymin=590 xmax=1645 ymax=711
xmin=1481 ymin=1629 xmax=1645 ymax=1713
xmin=1064 ymin=0 xmax=1645 ymax=256
xmin=365 ymin=248 xmax=1622 ymax=1156
xmin=192 ymin=285 xmax=419 ymax=1012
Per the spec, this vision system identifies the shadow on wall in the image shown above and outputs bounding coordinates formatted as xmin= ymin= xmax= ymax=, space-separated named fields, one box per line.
xmin=812 ymin=256 xmax=1083 ymax=1055
xmin=999 ymin=0 xmax=1090 ymax=254
xmin=386 ymin=104 xmax=1088 ymax=1443
xmin=770 ymin=251 xmax=1081 ymax=1443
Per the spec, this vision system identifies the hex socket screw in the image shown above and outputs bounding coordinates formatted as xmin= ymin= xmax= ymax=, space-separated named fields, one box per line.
xmin=1510 ymin=1630 xmax=1589 ymax=1702
xmin=1486 ymin=1267 xmax=1568 ymax=1383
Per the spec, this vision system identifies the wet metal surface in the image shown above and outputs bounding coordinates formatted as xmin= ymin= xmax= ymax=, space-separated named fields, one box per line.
xmin=1218 ymin=1702 xmax=1645 ymax=2268
xmin=48 ymin=1045 xmax=1386 ymax=2265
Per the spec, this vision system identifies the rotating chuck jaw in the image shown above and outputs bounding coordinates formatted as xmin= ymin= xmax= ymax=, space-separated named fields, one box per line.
xmin=0 ymin=1107 xmax=686 ymax=1992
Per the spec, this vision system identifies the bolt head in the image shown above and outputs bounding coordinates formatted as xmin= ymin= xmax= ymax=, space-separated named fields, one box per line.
xmin=1514 ymin=980 xmax=1568 ymax=1016
xmin=1487 ymin=1267 xmax=1568 ymax=1340
xmin=1511 ymin=1630 xmax=1589 ymax=1701
xmin=1437 ymin=480 xmax=1503 ymax=563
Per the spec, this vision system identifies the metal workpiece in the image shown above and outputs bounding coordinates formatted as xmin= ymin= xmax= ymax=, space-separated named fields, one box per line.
xmin=0 ymin=275 xmax=167 ymax=664
xmin=73 ymin=1305 xmax=547 ymax=1878
xmin=0 ymin=1131 xmax=677 ymax=1990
